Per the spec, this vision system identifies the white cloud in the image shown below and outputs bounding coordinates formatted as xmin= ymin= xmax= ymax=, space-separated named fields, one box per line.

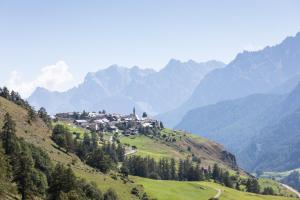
xmin=7 ymin=61 xmax=75 ymax=98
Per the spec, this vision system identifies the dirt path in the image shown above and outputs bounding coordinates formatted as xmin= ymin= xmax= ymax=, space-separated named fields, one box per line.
xmin=281 ymin=183 xmax=300 ymax=198
xmin=214 ymin=188 xmax=222 ymax=199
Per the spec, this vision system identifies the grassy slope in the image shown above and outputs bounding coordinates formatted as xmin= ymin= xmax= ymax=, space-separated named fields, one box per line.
xmin=261 ymin=168 xmax=300 ymax=181
xmin=1 ymin=97 xmax=295 ymax=200
xmin=53 ymin=120 xmax=87 ymax=138
xmin=120 ymin=128 xmax=237 ymax=170
xmin=259 ymin=178 xmax=296 ymax=197
xmin=0 ymin=97 xmax=139 ymax=200
xmin=134 ymin=177 xmax=298 ymax=200
xmin=120 ymin=134 xmax=186 ymax=160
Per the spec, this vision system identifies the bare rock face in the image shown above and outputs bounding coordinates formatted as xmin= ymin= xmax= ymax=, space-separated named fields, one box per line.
xmin=221 ymin=151 xmax=238 ymax=170
xmin=28 ymin=60 xmax=224 ymax=116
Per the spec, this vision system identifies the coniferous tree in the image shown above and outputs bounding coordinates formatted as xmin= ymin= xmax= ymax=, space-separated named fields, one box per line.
xmin=48 ymin=164 xmax=77 ymax=199
xmin=27 ymin=107 xmax=36 ymax=123
xmin=1 ymin=113 xmax=18 ymax=155
xmin=178 ymin=159 xmax=184 ymax=181
xmin=104 ymin=188 xmax=118 ymax=200
xmin=223 ymin=171 xmax=233 ymax=188
xmin=142 ymin=112 xmax=148 ymax=118
xmin=0 ymin=144 xmax=15 ymax=195
xmin=170 ymin=158 xmax=177 ymax=180
xmin=246 ymin=178 xmax=260 ymax=194
xmin=14 ymin=150 xmax=35 ymax=200
xmin=0 ymin=87 xmax=10 ymax=99
xmin=38 ymin=107 xmax=52 ymax=128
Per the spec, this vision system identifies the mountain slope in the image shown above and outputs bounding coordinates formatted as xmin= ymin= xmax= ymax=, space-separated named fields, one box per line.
xmin=176 ymin=94 xmax=284 ymax=153
xmin=28 ymin=60 xmax=225 ymax=115
xmin=158 ymin=32 xmax=300 ymax=127
xmin=1 ymin=95 xmax=298 ymax=199
xmin=0 ymin=95 xmax=242 ymax=199
xmin=241 ymin=83 xmax=300 ymax=171
xmin=120 ymin=129 xmax=238 ymax=170
xmin=134 ymin=178 xmax=298 ymax=200
xmin=0 ymin=96 xmax=140 ymax=200
xmin=242 ymin=110 xmax=300 ymax=171
xmin=177 ymin=81 xmax=300 ymax=172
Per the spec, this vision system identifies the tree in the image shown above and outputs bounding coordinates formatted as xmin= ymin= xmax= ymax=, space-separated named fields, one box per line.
xmin=14 ymin=150 xmax=35 ymax=200
xmin=170 ymin=158 xmax=177 ymax=180
xmin=0 ymin=144 xmax=15 ymax=195
xmin=81 ymin=180 xmax=103 ymax=200
xmin=80 ymin=110 xmax=88 ymax=119
xmin=142 ymin=112 xmax=148 ymax=118
xmin=120 ymin=165 xmax=129 ymax=177
xmin=178 ymin=159 xmax=184 ymax=181
xmin=104 ymin=188 xmax=118 ymax=200
xmin=1 ymin=113 xmax=18 ymax=155
xmin=38 ymin=107 xmax=52 ymax=128
xmin=141 ymin=193 xmax=149 ymax=200
xmin=246 ymin=178 xmax=260 ymax=194
xmin=262 ymin=187 xmax=274 ymax=195
xmin=159 ymin=121 xmax=164 ymax=129
xmin=86 ymin=148 xmax=112 ymax=173
xmin=64 ymin=132 xmax=74 ymax=153
xmin=27 ymin=108 xmax=36 ymax=123
xmin=91 ymin=131 xmax=98 ymax=150
xmin=222 ymin=171 xmax=233 ymax=188
xmin=0 ymin=87 xmax=10 ymax=99
xmin=52 ymin=124 xmax=68 ymax=148
xmin=48 ymin=164 xmax=77 ymax=200
xmin=212 ymin=164 xmax=221 ymax=182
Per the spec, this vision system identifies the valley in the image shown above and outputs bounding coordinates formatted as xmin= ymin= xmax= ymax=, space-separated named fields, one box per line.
xmin=2 ymin=2 xmax=300 ymax=199
xmin=1 ymin=92 xmax=298 ymax=200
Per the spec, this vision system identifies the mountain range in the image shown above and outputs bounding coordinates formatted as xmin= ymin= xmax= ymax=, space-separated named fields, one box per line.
xmin=177 ymin=77 xmax=300 ymax=172
xmin=28 ymin=32 xmax=300 ymax=174
xmin=158 ymin=32 xmax=300 ymax=127
xmin=28 ymin=60 xmax=224 ymax=115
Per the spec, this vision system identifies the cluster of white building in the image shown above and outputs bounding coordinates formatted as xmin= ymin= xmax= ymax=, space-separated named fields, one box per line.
xmin=55 ymin=108 xmax=162 ymax=136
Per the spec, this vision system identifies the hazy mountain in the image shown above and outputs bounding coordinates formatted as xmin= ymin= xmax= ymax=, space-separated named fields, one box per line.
xmin=176 ymin=94 xmax=284 ymax=153
xmin=125 ymin=59 xmax=225 ymax=114
xmin=242 ymin=82 xmax=300 ymax=171
xmin=28 ymin=60 xmax=224 ymax=115
xmin=177 ymin=82 xmax=300 ymax=172
xmin=158 ymin=32 xmax=300 ymax=127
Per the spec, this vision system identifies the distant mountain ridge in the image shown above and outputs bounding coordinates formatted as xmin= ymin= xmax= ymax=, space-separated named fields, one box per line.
xmin=177 ymin=80 xmax=300 ymax=172
xmin=158 ymin=32 xmax=300 ymax=127
xmin=28 ymin=59 xmax=224 ymax=115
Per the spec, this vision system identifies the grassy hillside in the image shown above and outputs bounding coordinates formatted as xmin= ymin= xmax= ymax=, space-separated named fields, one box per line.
xmin=0 ymin=97 xmax=139 ymax=200
xmin=1 ymin=96 xmax=297 ymax=200
xmin=260 ymin=168 xmax=300 ymax=181
xmin=133 ymin=177 xmax=298 ymax=200
xmin=120 ymin=128 xmax=238 ymax=170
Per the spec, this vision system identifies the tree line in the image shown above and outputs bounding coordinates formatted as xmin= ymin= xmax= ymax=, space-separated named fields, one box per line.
xmin=0 ymin=87 xmax=32 ymax=111
xmin=0 ymin=87 xmax=52 ymax=128
xmin=121 ymin=155 xmax=261 ymax=194
xmin=0 ymin=113 xmax=119 ymax=200
xmin=52 ymin=124 xmax=125 ymax=173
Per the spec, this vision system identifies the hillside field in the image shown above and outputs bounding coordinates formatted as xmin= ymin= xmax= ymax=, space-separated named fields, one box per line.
xmin=0 ymin=96 xmax=298 ymax=200
xmin=133 ymin=177 xmax=298 ymax=200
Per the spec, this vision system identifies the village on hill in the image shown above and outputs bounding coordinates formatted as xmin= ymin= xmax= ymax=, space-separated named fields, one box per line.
xmin=55 ymin=107 xmax=163 ymax=136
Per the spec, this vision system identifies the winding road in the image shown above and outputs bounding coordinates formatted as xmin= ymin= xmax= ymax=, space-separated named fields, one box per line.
xmin=281 ymin=183 xmax=300 ymax=198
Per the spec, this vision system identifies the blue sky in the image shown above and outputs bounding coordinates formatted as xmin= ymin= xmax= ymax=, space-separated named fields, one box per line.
xmin=1 ymin=0 xmax=300 ymax=97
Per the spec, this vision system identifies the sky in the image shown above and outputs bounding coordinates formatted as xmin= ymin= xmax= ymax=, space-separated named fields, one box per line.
xmin=1 ymin=0 xmax=300 ymax=97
